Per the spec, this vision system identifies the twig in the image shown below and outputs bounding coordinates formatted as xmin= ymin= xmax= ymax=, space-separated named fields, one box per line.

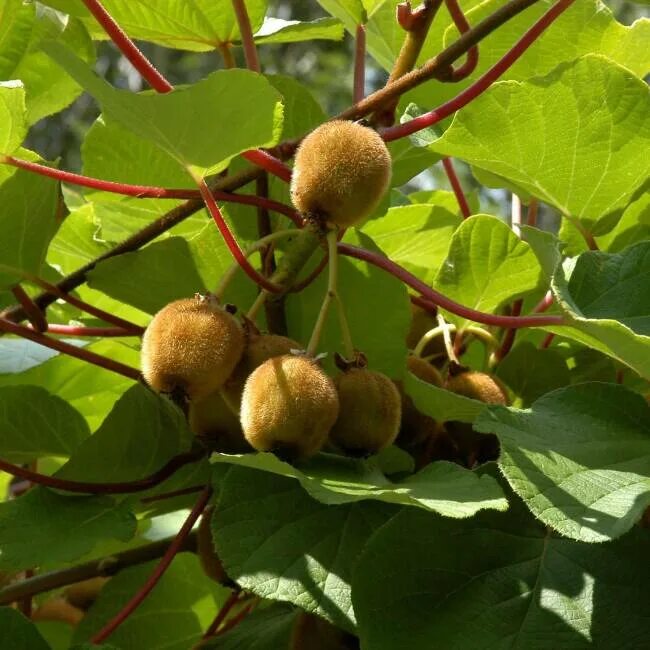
xmin=202 ymin=592 xmax=241 ymax=639
xmin=532 ymin=290 xmax=553 ymax=313
xmin=11 ymin=286 xmax=47 ymax=332
xmin=442 ymin=158 xmax=471 ymax=218
xmin=232 ymin=0 xmax=261 ymax=73
xmin=338 ymin=243 xmax=566 ymax=329
xmin=443 ymin=0 xmax=479 ymax=80
xmin=140 ymin=485 xmax=203 ymax=504
xmin=0 ymin=317 xmax=141 ymax=379
xmin=354 ymin=23 xmax=367 ymax=103
xmin=0 ymin=533 xmax=198 ymax=606
xmin=91 ymin=487 xmax=212 ymax=643
xmin=0 ymin=447 xmax=205 ymax=495
xmin=540 ymin=332 xmax=554 ymax=349
xmin=36 ymin=324 xmax=137 ymax=337
xmin=526 ymin=198 xmax=539 ymax=226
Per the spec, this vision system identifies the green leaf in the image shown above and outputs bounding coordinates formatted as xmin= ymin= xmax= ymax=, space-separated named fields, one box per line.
xmin=0 ymin=3 xmax=94 ymax=124
xmin=0 ymin=608 xmax=51 ymax=650
xmin=353 ymin=493 xmax=650 ymax=649
xmin=549 ymin=242 xmax=650 ymax=379
xmin=0 ymin=487 xmax=136 ymax=571
xmin=286 ymin=230 xmax=411 ymax=379
xmin=253 ymin=17 xmax=344 ymax=44
xmin=362 ymin=203 xmax=461 ymax=285
xmin=0 ymin=163 xmax=60 ymax=289
xmin=56 ymin=384 xmax=192 ymax=484
xmin=0 ymin=339 xmax=138 ymax=432
xmin=0 ymin=385 xmax=89 ymax=463
xmin=496 ymin=341 xmax=571 ymax=406
xmin=596 ymin=192 xmax=650 ymax=253
xmin=387 ymin=138 xmax=441 ymax=188
xmin=432 ymin=214 xmax=543 ymax=328
xmin=87 ymin=237 xmax=205 ymax=315
xmin=73 ymin=553 xmax=228 ymax=649
xmin=211 ymin=452 xmax=507 ymax=518
xmin=213 ymin=467 xmax=395 ymax=631
xmin=430 ymin=56 xmax=650 ymax=230
xmin=44 ymin=43 xmax=284 ymax=174
xmin=199 ymin=604 xmax=297 ymax=649
xmin=476 ymin=383 xmax=650 ymax=542
xmin=0 ymin=81 xmax=26 ymax=154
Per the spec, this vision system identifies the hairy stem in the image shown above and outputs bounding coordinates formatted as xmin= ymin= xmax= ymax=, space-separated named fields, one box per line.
xmin=91 ymin=487 xmax=212 ymax=643
xmin=354 ymin=23 xmax=367 ymax=103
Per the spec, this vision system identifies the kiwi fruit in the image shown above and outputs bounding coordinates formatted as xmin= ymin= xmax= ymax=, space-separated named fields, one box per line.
xmin=329 ymin=367 xmax=401 ymax=457
xmin=290 ymin=611 xmax=359 ymax=650
xmin=240 ymin=355 xmax=339 ymax=461
xmin=64 ymin=577 xmax=109 ymax=610
xmin=196 ymin=506 xmax=233 ymax=586
xmin=405 ymin=304 xmax=446 ymax=361
xmin=221 ymin=332 xmax=301 ymax=413
xmin=188 ymin=390 xmax=251 ymax=453
xmin=141 ymin=293 xmax=245 ymax=401
xmin=32 ymin=598 xmax=85 ymax=626
xmin=444 ymin=370 xmax=509 ymax=466
xmin=290 ymin=120 xmax=391 ymax=228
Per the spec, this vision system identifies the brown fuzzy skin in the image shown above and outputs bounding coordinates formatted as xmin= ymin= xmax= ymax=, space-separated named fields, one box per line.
xmin=405 ymin=304 xmax=446 ymax=360
xmin=64 ymin=577 xmax=109 ymax=610
xmin=141 ymin=294 xmax=245 ymax=401
xmin=32 ymin=598 xmax=85 ymax=626
xmin=290 ymin=120 xmax=392 ymax=228
xmin=290 ymin=611 xmax=359 ymax=650
xmin=396 ymin=355 xmax=444 ymax=449
xmin=240 ymin=355 xmax=339 ymax=461
xmin=221 ymin=333 xmax=301 ymax=414
xmin=196 ymin=506 xmax=232 ymax=586
xmin=444 ymin=371 xmax=509 ymax=466
xmin=330 ymin=368 xmax=401 ymax=456
xmin=189 ymin=390 xmax=251 ymax=453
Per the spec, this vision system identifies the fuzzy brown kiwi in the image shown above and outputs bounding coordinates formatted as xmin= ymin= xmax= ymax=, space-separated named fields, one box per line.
xmin=329 ymin=367 xmax=401 ymax=457
xmin=290 ymin=611 xmax=359 ymax=650
xmin=221 ymin=332 xmax=301 ymax=414
xmin=141 ymin=293 xmax=245 ymax=401
xmin=196 ymin=506 xmax=235 ymax=587
xmin=240 ymin=355 xmax=339 ymax=461
xmin=188 ymin=390 xmax=251 ymax=453
xmin=444 ymin=370 xmax=509 ymax=466
xmin=64 ymin=577 xmax=109 ymax=610
xmin=405 ymin=304 xmax=447 ymax=361
xmin=32 ymin=598 xmax=85 ymax=626
xmin=290 ymin=120 xmax=391 ymax=228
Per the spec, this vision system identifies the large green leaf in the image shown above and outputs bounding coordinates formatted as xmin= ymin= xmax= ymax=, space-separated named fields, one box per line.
xmin=73 ymin=553 xmax=228 ymax=649
xmin=476 ymin=383 xmax=650 ymax=542
xmin=0 ymin=608 xmax=51 ymax=650
xmin=211 ymin=452 xmax=507 ymax=518
xmin=286 ymin=230 xmax=411 ymax=379
xmin=0 ymin=487 xmax=136 ymax=571
xmin=596 ymin=192 xmax=650 ymax=253
xmin=44 ymin=43 xmax=283 ymax=175
xmin=253 ymin=17 xmax=344 ymax=44
xmin=0 ymin=2 xmax=94 ymax=124
xmin=213 ymin=466 xmax=395 ymax=631
xmin=0 ymin=81 xmax=26 ymax=154
xmin=353 ymin=493 xmax=650 ymax=649
xmin=430 ymin=56 xmax=650 ymax=231
xmin=0 ymin=163 xmax=60 ymax=289
xmin=361 ymin=204 xmax=461 ymax=285
xmin=0 ymin=385 xmax=89 ymax=463
xmin=432 ymin=214 xmax=543 ymax=329
xmin=56 ymin=384 xmax=192 ymax=484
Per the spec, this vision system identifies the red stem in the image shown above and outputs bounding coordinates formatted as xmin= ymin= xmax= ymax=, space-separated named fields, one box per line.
xmin=354 ymin=23 xmax=366 ymax=103
xmin=81 ymin=0 xmax=173 ymax=93
xmin=540 ymin=332 xmax=554 ymax=349
xmin=382 ymin=0 xmax=576 ymax=141
xmin=241 ymin=150 xmax=292 ymax=183
xmin=532 ymin=290 xmax=553 ymax=313
xmin=493 ymin=298 xmax=522 ymax=362
xmin=2 ymin=156 xmax=300 ymax=224
xmin=0 ymin=448 xmax=205 ymax=495
xmin=140 ymin=485 xmax=203 ymax=505
xmin=527 ymin=198 xmax=538 ymax=226
xmin=11 ymin=285 xmax=48 ymax=333
xmin=197 ymin=179 xmax=282 ymax=293
xmin=410 ymin=294 xmax=438 ymax=315
xmin=91 ymin=486 xmax=212 ymax=643
xmin=441 ymin=157 xmax=471 ymax=218
xmin=0 ymin=317 xmax=140 ymax=380
xmin=36 ymin=324 xmax=137 ymax=337
xmin=338 ymin=243 xmax=566 ymax=329
xmin=444 ymin=0 xmax=479 ymax=80
xmin=217 ymin=599 xmax=257 ymax=635
xmin=232 ymin=0 xmax=261 ymax=73
xmin=202 ymin=592 xmax=241 ymax=639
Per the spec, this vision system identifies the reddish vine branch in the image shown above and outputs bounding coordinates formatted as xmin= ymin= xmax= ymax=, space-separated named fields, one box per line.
xmin=354 ymin=23 xmax=367 ymax=103
xmin=338 ymin=243 xmax=566 ymax=329
xmin=0 ymin=447 xmax=205 ymax=495
xmin=232 ymin=0 xmax=261 ymax=73
xmin=382 ymin=0 xmax=576 ymax=140
xmin=35 ymin=324 xmax=137 ymax=337
xmin=91 ymin=486 xmax=212 ymax=643
xmin=441 ymin=157 xmax=471 ymax=218
xmin=11 ymin=285 xmax=48 ymax=332
xmin=443 ymin=0 xmax=479 ymax=80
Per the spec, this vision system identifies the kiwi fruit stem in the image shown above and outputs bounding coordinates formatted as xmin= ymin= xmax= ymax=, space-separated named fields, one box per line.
xmin=246 ymin=290 xmax=269 ymax=321
xmin=215 ymin=229 xmax=297 ymax=301
xmin=306 ymin=229 xmax=354 ymax=358
xmin=414 ymin=323 xmax=499 ymax=359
